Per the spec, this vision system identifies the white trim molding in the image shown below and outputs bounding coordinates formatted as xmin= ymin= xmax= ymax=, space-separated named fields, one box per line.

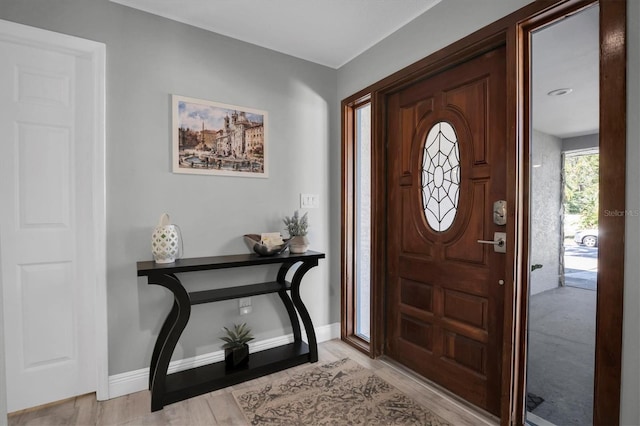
xmin=108 ymin=322 xmax=340 ymax=399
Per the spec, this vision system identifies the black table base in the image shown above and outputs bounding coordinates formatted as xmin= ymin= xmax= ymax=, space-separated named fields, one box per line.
xmin=137 ymin=251 xmax=325 ymax=412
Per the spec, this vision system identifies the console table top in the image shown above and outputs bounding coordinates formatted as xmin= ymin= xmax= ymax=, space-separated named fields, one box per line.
xmin=137 ymin=250 xmax=325 ymax=276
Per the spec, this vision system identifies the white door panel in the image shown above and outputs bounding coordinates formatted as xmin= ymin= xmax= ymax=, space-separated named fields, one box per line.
xmin=0 ymin=38 xmax=95 ymax=412
xmin=18 ymin=123 xmax=72 ymax=228
xmin=19 ymin=262 xmax=74 ymax=368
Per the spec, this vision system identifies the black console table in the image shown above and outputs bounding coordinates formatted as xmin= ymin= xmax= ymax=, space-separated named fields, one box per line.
xmin=136 ymin=250 xmax=325 ymax=412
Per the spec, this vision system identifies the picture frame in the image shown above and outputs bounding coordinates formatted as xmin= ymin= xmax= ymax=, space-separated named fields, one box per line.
xmin=172 ymin=95 xmax=268 ymax=178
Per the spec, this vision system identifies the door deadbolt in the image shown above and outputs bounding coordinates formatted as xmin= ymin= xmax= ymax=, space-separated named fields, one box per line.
xmin=493 ymin=200 xmax=507 ymax=225
xmin=477 ymin=232 xmax=507 ymax=253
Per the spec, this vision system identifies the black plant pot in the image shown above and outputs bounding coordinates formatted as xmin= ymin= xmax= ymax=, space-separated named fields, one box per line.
xmin=224 ymin=344 xmax=249 ymax=369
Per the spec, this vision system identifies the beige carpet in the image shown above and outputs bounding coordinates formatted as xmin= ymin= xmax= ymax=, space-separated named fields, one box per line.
xmin=233 ymin=358 xmax=451 ymax=425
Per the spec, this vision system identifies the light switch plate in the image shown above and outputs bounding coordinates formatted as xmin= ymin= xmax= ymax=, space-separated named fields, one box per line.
xmin=300 ymin=193 xmax=319 ymax=209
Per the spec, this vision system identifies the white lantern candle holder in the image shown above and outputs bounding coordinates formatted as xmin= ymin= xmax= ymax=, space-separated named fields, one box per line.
xmin=151 ymin=213 xmax=182 ymax=263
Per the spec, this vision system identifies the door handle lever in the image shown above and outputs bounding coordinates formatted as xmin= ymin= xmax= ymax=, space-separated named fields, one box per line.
xmin=477 ymin=232 xmax=507 ymax=253
xmin=477 ymin=239 xmax=505 ymax=247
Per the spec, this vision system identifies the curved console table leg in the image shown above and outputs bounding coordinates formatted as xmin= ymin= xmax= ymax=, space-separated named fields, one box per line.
xmin=276 ymin=262 xmax=301 ymax=341
xmin=290 ymin=259 xmax=319 ymax=362
xmin=149 ymin=300 xmax=179 ymax=390
xmin=277 ymin=290 xmax=301 ymax=341
xmin=276 ymin=262 xmax=295 ymax=283
xmin=147 ymin=273 xmax=191 ymax=412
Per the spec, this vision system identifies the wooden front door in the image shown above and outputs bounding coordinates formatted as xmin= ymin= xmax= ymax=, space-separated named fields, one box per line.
xmin=385 ymin=46 xmax=507 ymax=415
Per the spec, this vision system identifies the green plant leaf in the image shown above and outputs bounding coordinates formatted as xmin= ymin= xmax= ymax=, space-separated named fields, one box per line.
xmin=221 ymin=322 xmax=254 ymax=346
xmin=283 ymin=210 xmax=309 ymax=236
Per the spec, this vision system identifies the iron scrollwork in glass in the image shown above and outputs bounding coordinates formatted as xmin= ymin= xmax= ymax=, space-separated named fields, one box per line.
xmin=421 ymin=121 xmax=460 ymax=232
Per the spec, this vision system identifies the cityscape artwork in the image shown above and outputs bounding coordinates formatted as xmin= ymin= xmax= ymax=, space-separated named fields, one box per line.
xmin=172 ymin=95 xmax=268 ymax=177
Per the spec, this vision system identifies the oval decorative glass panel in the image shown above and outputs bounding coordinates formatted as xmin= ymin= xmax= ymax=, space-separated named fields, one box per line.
xmin=421 ymin=121 xmax=460 ymax=232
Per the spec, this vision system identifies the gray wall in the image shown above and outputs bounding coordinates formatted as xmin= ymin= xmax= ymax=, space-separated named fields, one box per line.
xmin=337 ymin=0 xmax=534 ymax=98
xmin=563 ymin=133 xmax=599 ymax=152
xmin=0 ymin=278 xmax=5 ymax=424
xmin=0 ymin=0 xmax=338 ymax=375
xmin=336 ymin=1 xmax=639 ymax=424
xmin=530 ymin=130 xmax=563 ymax=295
xmin=622 ymin=0 xmax=640 ymax=423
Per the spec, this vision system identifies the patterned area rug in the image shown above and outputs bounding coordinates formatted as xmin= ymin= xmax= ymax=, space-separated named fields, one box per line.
xmin=233 ymin=358 xmax=451 ymax=425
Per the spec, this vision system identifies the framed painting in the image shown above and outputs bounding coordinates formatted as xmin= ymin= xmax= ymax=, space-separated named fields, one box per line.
xmin=172 ymin=95 xmax=268 ymax=177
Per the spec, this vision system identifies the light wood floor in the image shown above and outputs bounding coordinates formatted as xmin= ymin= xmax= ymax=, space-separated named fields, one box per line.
xmin=8 ymin=339 xmax=499 ymax=425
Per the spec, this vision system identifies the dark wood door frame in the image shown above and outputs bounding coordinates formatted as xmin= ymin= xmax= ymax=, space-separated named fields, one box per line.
xmin=514 ymin=1 xmax=626 ymax=425
xmin=341 ymin=1 xmax=626 ymax=424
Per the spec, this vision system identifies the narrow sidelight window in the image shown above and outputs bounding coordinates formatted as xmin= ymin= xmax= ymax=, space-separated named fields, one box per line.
xmin=341 ymin=94 xmax=372 ymax=354
xmin=355 ymin=103 xmax=371 ymax=340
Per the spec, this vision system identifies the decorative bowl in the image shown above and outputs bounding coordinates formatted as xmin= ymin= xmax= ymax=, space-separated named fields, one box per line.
xmin=243 ymin=234 xmax=291 ymax=256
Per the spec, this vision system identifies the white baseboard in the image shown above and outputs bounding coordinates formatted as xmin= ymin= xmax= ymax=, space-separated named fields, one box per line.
xmin=107 ymin=322 xmax=340 ymax=400
xmin=313 ymin=322 xmax=340 ymax=344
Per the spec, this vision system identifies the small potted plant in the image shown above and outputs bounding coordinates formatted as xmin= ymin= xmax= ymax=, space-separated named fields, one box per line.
xmin=283 ymin=210 xmax=309 ymax=253
xmin=221 ymin=323 xmax=254 ymax=369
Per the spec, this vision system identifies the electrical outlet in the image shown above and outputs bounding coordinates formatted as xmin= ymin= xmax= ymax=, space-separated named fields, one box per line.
xmin=239 ymin=298 xmax=252 ymax=315
xmin=300 ymin=193 xmax=319 ymax=209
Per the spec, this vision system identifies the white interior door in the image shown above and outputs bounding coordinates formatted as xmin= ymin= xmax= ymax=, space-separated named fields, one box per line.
xmin=0 ymin=30 xmax=98 ymax=412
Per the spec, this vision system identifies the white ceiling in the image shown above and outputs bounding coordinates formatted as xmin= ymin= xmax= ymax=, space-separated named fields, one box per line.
xmin=532 ymin=4 xmax=599 ymax=138
xmin=110 ymin=0 xmax=441 ymax=69
xmin=111 ymin=0 xmax=598 ymax=139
